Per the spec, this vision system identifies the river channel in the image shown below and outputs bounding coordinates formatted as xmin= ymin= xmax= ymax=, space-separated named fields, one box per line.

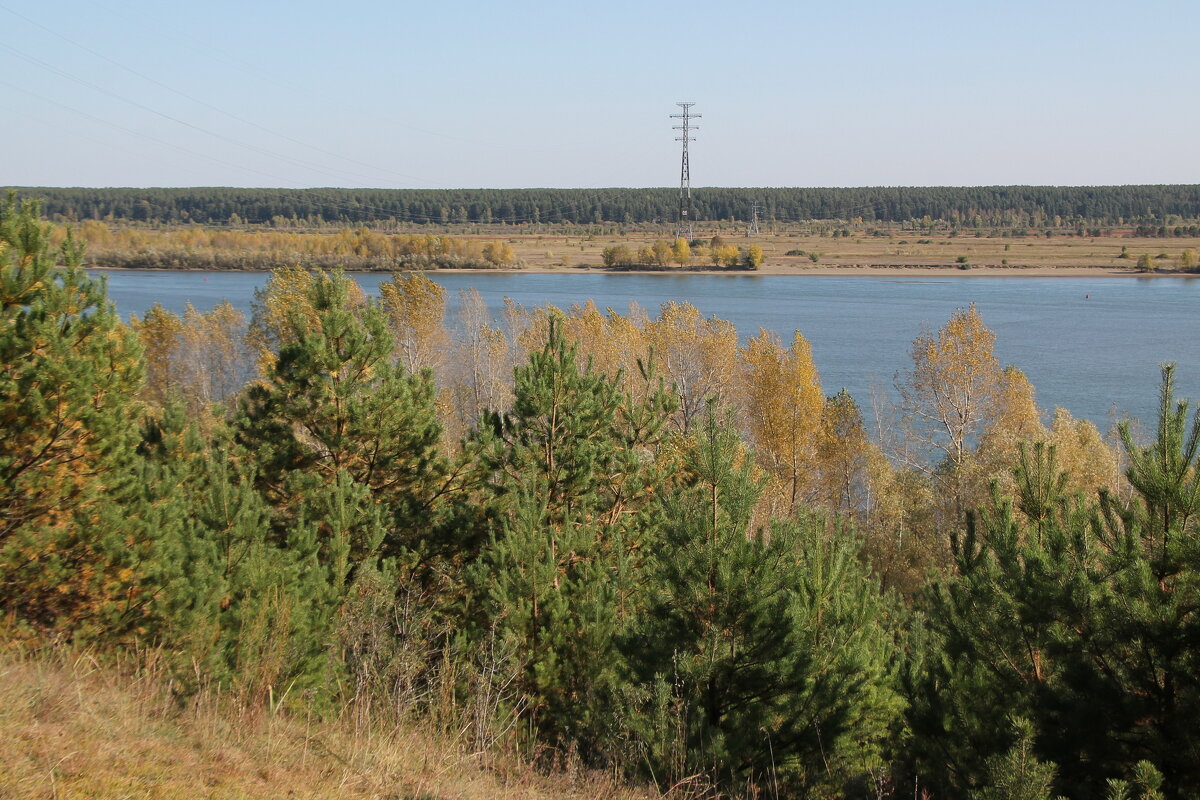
xmin=92 ymin=269 xmax=1200 ymax=428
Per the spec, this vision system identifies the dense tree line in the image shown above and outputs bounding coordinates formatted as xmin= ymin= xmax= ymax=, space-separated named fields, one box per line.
xmin=5 ymin=197 xmax=1199 ymax=798
xmin=9 ymin=185 xmax=1200 ymax=228
xmin=1132 ymin=224 xmax=1200 ymax=238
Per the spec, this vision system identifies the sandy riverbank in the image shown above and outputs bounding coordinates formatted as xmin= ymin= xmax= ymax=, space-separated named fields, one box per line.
xmin=438 ymin=263 xmax=1176 ymax=278
xmin=88 ymin=262 xmax=1188 ymax=278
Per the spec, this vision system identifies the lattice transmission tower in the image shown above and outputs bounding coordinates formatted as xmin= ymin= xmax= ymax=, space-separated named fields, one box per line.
xmin=748 ymin=201 xmax=762 ymax=236
xmin=671 ymin=102 xmax=700 ymax=240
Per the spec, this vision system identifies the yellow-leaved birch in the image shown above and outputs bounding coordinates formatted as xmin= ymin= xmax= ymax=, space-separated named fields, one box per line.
xmin=645 ymin=302 xmax=739 ymax=433
xmin=898 ymin=304 xmax=1003 ymax=474
xmin=1048 ymin=408 xmax=1121 ymax=498
xmin=446 ymin=288 xmax=512 ymax=431
xmin=177 ymin=301 xmax=253 ymax=417
xmin=378 ymin=272 xmax=449 ymax=375
xmin=816 ymin=388 xmax=879 ymax=516
xmin=740 ymin=329 xmax=825 ymax=508
xmin=130 ymin=303 xmax=184 ymax=407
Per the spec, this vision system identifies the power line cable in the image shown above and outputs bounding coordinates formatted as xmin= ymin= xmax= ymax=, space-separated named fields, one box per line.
xmin=0 ymin=78 xmax=319 ymax=187
xmin=0 ymin=3 xmax=439 ymax=188
xmin=93 ymin=2 xmax=573 ymax=157
xmin=0 ymin=40 xmax=390 ymax=186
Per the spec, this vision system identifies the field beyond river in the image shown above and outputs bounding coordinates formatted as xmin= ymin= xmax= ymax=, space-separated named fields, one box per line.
xmin=62 ymin=218 xmax=1200 ymax=276
xmin=507 ymin=229 xmax=1200 ymax=276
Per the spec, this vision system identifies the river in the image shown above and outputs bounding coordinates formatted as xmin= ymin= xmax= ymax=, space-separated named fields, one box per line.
xmin=91 ymin=269 xmax=1200 ymax=428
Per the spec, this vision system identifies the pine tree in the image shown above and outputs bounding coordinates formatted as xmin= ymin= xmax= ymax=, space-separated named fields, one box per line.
xmin=970 ymin=718 xmax=1062 ymax=800
xmin=136 ymin=408 xmax=350 ymax=705
xmin=235 ymin=270 xmax=446 ymax=563
xmin=1106 ymin=763 xmax=1165 ymax=800
xmin=468 ymin=321 xmax=675 ymax=753
xmin=906 ymin=453 xmax=1087 ymax=796
xmin=0 ymin=196 xmax=144 ymax=637
xmin=233 ymin=270 xmax=462 ymax=714
xmin=628 ymin=409 xmax=901 ymax=795
xmin=909 ymin=366 xmax=1200 ymax=799
xmin=1085 ymin=364 xmax=1200 ymax=797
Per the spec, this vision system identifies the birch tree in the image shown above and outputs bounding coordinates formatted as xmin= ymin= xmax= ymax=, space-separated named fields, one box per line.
xmin=378 ymin=271 xmax=448 ymax=375
xmin=740 ymin=329 xmax=825 ymax=509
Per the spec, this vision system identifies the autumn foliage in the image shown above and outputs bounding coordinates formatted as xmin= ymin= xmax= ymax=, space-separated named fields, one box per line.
xmin=71 ymin=222 xmax=521 ymax=271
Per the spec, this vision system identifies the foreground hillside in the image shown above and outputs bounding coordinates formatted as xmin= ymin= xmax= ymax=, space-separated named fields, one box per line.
xmin=0 ymin=649 xmax=650 ymax=800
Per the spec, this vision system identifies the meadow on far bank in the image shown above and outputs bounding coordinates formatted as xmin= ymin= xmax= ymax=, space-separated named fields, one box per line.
xmin=58 ymin=216 xmax=1200 ymax=277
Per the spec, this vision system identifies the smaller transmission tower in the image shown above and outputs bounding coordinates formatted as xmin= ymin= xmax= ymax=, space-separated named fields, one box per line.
xmin=671 ymin=102 xmax=700 ymax=240
xmin=748 ymin=201 xmax=762 ymax=236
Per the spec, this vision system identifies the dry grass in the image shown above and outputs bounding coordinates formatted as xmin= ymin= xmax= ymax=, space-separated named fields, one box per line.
xmin=0 ymin=648 xmax=657 ymax=800
xmin=78 ymin=217 xmax=1200 ymax=276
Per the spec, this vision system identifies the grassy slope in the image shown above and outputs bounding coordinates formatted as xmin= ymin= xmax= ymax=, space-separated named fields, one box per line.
xmin=0 ymin=650 xmax=655 ymax=800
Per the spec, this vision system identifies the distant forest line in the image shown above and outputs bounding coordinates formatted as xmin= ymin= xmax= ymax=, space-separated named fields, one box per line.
xmin=8 ymin=185 xmax=1200 ymax=228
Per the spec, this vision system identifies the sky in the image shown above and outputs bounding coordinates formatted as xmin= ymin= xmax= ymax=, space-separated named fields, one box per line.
xmin=4 ymin=0 xmax=1199 ymax=189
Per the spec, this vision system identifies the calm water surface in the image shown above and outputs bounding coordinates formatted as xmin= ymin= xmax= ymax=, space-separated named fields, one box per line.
xmin=93 ymin=269 xmax=1200 ymax=428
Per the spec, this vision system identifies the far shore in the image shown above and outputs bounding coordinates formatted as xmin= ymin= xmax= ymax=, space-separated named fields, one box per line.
xmin=471 ymin=263 xmax=1172 ymax=278
xmin=77 ymin=225 xmax=1200 ymax=278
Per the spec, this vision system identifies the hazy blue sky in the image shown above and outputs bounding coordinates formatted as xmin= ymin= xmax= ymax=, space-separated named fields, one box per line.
xmin=4 ymin=0 xmax=1198 ymax=189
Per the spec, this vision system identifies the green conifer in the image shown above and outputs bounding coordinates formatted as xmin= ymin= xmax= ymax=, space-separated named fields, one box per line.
xmin=629 ymin=409 xmax=901 ymax=795
xmin=0 ymin=196 xmax=144 ymax=637
xmin=910 ymin=366 xmax=1200 ymax=798
xmin=136 ymin=407 xmax=352 ymax=705
xmin=235 ymin=270 xmax=446 ymax=563
xmin=971 ymin=718 xmax=1062 ymax=800
xmin=1107 ymin=762 xmax=1166 ymax=800
xmin=468 ymin=321 xmax=675 ymax=753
